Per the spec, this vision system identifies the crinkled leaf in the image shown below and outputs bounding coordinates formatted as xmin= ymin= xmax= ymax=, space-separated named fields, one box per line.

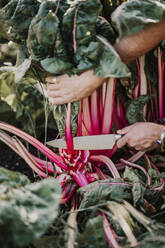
xmin=138 ymin=228 xmax=165 ymax=248
xmin=126 ymin=95 xmax=150 ymax=124
xmin=2 ymin=0 xmax=40 ymax=41
xmin=41 ymin=57 xmax=72 ymax=75
xmin=62 ymin=0 xmax=102 ymax=56
xmin=123 ymin=166 xmax=145 ymax=205
xmin=62 ymin=0 xmax=129 ymax=78
xmin=27 ymin=0 xmax=71 ymax=72
xmin=0 ymin=167 xmax=29 ymax=188
xmin=0 ymin=177 xmax=61 ymax=248
xmin=27 ymin=4 xmax=59 ymax=61
xmin=75 ymin=216 xmax=108 ymax=248
xmin=74 ymin=42 xmax=101 ymax=74
xmin=78 ymin=178 xmax=131 ymax=209
xmin=112 ymin=0 xmax=165 ymax=41
xmin=96 ymin=16 xmax=116 ymax=44
xmin=94 ymin=35 xmax=131 ymax=78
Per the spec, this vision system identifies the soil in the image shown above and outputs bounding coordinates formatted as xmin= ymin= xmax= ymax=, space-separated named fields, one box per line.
xmin=0 ymin=140 xmax=36 ymax=182
xmin=0 ymin=128 xmax=57 ymax=182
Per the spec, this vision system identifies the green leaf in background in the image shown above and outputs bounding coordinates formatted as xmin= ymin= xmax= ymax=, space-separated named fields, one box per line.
xmin=0 ymin=99 xmax=17 ymax=123
xmin=0 ymin=71 xmax=14 ymax=98
xmin=2 ymin=0 xmax=40 ymax=42
xmin=126 ymin=95 xmax=150 ymax=124
xmin=75 ymin=216 xmax=109 ymax=248
xmin=123 ymin=167 xmax=145 ymax=205
xmin=0 ymin=0 xmax=10 ymax=8
xmin=0 ymin=167 xmax=29 ymax=187
xmin=0 ymin=172 xmax=61 ymax=248
xmin=78 ymin=178 xmax=131 ymax=209
xmin=112 ymin=0 xmax=165 ymax=41
xmin=138 ymin=229 xmax=165 ymax=248
xmin=33 ymin=235 xmax=66 ymax=248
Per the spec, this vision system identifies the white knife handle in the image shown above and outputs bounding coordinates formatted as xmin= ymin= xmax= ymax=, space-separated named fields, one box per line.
xmin=114 ymin=134 xmax=122 ymax=141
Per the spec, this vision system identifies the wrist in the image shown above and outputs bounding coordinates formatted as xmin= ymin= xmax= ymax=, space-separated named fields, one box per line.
xmin=159 ymin=126 xmax=165 ymax=150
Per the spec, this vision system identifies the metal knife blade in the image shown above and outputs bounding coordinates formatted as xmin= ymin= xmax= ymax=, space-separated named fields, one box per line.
xmin=46 ymin=134 xmax=122 ymax=150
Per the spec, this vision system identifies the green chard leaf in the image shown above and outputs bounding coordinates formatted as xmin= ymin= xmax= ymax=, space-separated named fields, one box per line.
xmin=2 ymin=0 xmax=40 ymax=42
xmin=138 ymin=229 xmax=165 ymax=248
xmin=0 ymin=172 xmax=61 ymax=248
xmin=112 ymin=0 xmax=165 ymax=41
xmin=123 ymin=167 xmax=146 ymax=205
xmin=0 ymin=167 xmax=29 ymax=188
xmin=53 ymin=101 xmax=79 ymax=139
xmin=78 ymin=178 xmax=131 ymax=209
xmin=96 ymin=16 xmax=116 ymax=44
xmin=27 ymin=1 xmax=72 ymax=75
xmin=62 ymin=0 xmax=102 ymax=56
xmin=27 ymin=3 xmax=59 ymax=61
xmin=75 ymin=216 xmax=108 ymax=248
xmin=94 ymin=35 xmax=131 ymax=78
xmin=126 ymin=95 xmax=150 ymax=124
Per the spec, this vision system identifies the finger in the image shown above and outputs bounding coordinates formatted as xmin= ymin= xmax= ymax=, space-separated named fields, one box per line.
xmin=47 ymin=84 xmax=59 ymax=91
xmin=134 ymin=146 xmax=143 ymax=151
xmin=51 ymin=97 xmax=70 ymax=105
xmin=48 ymin=96 xmax=63 ymax=105
xmin=116 ymin=135 xmax=128 ymax=148
xmin=117 ymin=124 xmax=134 ymax=134
xmin=46 ymin=77 xmax=57 ymax=84
xmin=47 ymin=90 xmax=60 ymax=98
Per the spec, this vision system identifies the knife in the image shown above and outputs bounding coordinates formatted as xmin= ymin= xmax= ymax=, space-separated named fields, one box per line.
xmin=46 ymin=134 xmax=122 ymax=150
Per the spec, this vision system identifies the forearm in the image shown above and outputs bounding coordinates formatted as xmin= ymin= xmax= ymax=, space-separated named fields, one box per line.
xmin=114 ymin=17 xmax=165 ymax=64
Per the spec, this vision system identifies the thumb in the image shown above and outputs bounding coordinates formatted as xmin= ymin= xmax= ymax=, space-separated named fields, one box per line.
xmin=116 ymin=134 xmax=128 ymax=148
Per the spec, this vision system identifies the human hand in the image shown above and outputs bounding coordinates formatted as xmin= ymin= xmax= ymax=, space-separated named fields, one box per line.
xmin=46 ymin=70 xmax=104 ymax=105
xmin=116 ymin=122 xmax=165 ymax=151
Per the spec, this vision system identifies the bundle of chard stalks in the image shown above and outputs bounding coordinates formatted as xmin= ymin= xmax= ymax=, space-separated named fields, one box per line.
xmin=0 ymin=0 xmax=165 ymax=247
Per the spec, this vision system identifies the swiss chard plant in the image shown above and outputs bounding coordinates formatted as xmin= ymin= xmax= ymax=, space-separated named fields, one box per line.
xmin=0 ymin=0 xmax=165 ymax=247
